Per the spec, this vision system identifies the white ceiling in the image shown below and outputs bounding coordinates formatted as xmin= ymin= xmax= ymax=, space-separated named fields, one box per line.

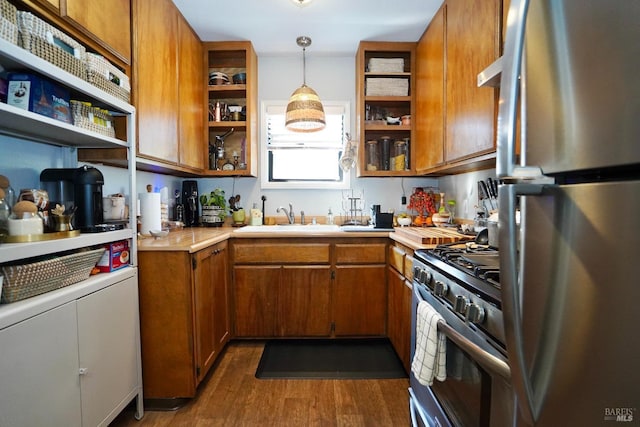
xmin=172 ymin=0 xmax=444 ymax=57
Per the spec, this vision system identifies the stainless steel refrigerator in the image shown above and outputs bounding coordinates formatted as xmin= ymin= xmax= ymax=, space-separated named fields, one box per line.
xmin=496 ymin=0 xmax=640 ymax=425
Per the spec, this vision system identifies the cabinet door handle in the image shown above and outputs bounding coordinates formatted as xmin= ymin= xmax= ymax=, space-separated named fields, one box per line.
xmin=78 ymin=367 xmax=88 ymax=376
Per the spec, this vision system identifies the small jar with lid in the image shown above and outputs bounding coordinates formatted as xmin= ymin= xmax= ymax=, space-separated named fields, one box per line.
xmin=0 ymin=188 xmax=10 ymax=235
xmin=366 ymin=140 xmax=380 ymax=171
xmin=394 ymin=140 xmax=408 ymax=171
xmin=0 ymin=175 xmax=16 ymax=207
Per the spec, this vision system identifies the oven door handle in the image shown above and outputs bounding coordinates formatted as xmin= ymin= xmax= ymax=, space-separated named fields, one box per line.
xmin=437 ymin=320 xmax=511 ymax=381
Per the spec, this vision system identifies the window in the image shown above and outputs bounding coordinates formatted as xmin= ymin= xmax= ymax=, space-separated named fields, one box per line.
xmin=261 ymin=101 xmax=350 ymax=189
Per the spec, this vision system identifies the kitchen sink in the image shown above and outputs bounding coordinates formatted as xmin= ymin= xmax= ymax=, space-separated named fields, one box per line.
xmin=233 ymin=224 xmax=342 ymax=233
xmin=233 ymin=224 xmax=393 ymax=233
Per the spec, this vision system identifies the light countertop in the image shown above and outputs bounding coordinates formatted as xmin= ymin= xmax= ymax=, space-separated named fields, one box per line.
xmin=137 ymin=226 xmax=397 ymax=253
xmin=137 ymin=228 xmax=233 ymax=253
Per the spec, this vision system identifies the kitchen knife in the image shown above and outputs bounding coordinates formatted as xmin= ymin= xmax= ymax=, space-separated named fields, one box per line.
xmin=486 ymin=178 xmax=499 ymax=210
xmin=479 ymin=180 xmax=495 ymax=211
xmin=489 ymin=177 xmax=500 ymax=199
xmin=486 ymin=178 xmax=496 ymax=199
xmin=478 ymin=181 xmax=491 ymax=213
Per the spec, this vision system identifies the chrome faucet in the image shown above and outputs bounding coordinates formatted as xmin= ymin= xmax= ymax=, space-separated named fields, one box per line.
xmin=276 ymin=203 xmax=295 ymax=224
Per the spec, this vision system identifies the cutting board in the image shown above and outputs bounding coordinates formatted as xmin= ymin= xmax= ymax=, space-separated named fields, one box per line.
xmin=394 ymin=226 xmax=472 ymax=245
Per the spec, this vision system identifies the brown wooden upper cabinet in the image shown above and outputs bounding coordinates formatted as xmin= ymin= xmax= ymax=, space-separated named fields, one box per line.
xmin=19 ymin=0 xmax=131 ymax=66
xmin=79 ymin=0 xmax=205 ymax=174
xmin=415 ymin=0 xmax=503 ymax=174
xmin=178 ymin=16 xmax=205 ymax=171
xmin=28 ymin=0 xmax=59 ymax=11
xmin=133 ymin=0 xmax=179 ymax=166
xmin=62 ymin=0 xmax=131 ymax=64
xmin=132 ymin=0 xmax=205 ymax=174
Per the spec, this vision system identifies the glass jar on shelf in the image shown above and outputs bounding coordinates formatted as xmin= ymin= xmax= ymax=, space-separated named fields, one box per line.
xmin=0 ymin=188 xmax=10 ymax=235
xmin=393 ymin=139 xmax=408 ymax=171
xmin=380 ymin=136 xmax=391 ymax=171
xmin=366 ymin=140 xmax=380 ymax=171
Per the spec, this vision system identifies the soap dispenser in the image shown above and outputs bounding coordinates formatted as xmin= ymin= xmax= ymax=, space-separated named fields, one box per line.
xmin=327 ymin=208 xmax=334 ymax=225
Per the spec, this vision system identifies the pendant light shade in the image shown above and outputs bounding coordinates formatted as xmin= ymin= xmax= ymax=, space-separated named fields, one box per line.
xmin=286 ymin=36 xmax=326 ymax=132
xmin=290 ymin=0 xmax=314 ymax=6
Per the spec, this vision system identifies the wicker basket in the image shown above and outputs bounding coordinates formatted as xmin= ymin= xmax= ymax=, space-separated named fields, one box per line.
xmin=0 ymin=248 xmax=105 ymax=303
xmin=17 ymin=12 xmax=86 ymax=80
xmin=368 ymin=58 xmax=404 ymax=73
xmin=71 ymin=100 xmax=116 ymax=138
xmin=0 ymin=0 xmax=18 ymax=45
xmin=366 ymin=77 xmax=409 ymax=97
xmin=85 ymin=53 xmax=130 ymax=102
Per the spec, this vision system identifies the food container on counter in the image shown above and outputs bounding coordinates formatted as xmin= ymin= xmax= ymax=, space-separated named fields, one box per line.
xmin=8 ymin=213 xmax=43 ymax=236
xmin=96 ymin=240 xmax=130 ymax=272
xmin=103 ymin=194 xmax=126 ymax=220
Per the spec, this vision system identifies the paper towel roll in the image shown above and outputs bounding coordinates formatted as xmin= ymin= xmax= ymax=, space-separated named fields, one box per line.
xmin=139 ymin=192 xmax=161 ymax=235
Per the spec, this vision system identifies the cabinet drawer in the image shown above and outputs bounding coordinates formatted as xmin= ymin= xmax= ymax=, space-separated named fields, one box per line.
xmin=404 ymin=253 xmax=414 ymax=282
xmin=335 ymin=243 xmax=386 ymax=264
xmin=389 ymin=245 xmax=405 ymax=274
xmin=233 ymin=243 xmax=330 ymax=264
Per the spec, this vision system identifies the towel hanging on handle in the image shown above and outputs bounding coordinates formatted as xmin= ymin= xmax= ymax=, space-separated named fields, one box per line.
xmin=411 ymin=300 xmax=447 ymax=386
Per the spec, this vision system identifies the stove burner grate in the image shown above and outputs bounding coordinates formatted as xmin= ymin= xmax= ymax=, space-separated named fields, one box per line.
xmin=429 ymin=243 xmax=501 ymax=289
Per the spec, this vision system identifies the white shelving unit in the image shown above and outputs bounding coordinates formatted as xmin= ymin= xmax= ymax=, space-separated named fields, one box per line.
xmin=0 ymin=35 xmax=143 ymax=425
xmin=0 ymin=36 xmax=137 ymax=265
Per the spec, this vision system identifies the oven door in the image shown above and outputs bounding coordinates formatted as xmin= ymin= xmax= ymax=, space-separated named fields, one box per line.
xmin=409 ymin=280 xmax=514 ymax=427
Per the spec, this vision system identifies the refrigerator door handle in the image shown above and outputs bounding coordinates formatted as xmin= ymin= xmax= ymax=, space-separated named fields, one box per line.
xmin=499 ymin=183 xmax=546 ymax=424
xmin=496 ymin=0 xmax=543 ymax=181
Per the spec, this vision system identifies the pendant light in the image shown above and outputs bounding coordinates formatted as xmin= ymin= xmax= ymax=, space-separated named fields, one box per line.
xmin=285 ymin=36 xmax=326 ymax=132
xmin=290 ymin=0 xmax=314 ymax=6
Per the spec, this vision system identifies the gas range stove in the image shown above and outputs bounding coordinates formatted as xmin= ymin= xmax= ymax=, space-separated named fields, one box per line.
xmin=412 ymin=242 xmax=505 ymax=348
xmin=415 ymin=242 xmax=502 ymax=305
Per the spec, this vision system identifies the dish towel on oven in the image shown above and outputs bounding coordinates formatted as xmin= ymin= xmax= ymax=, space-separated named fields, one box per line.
xmin=411 ymin=300 xmax=446 ymax=386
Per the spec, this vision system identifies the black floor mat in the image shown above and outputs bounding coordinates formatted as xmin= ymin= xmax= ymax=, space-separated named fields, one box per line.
xmin=255 ymin=338 xmax=408 ymax=379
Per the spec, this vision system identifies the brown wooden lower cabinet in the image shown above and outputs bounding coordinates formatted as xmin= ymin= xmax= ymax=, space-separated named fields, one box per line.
xmin=333 ymin=264 xmax=387 ymax=336
xmin=387 ymin=243 xmax=414 ymax=372
xmin=231 ymin=238 xmax=388 ymax=338
xmin=138 ymin=241 xmax=229 ymax=399
xmin=233 ymin=265 xmax=332 ymax=337
xmin=388 ymin=266 xmax=413 ymax=372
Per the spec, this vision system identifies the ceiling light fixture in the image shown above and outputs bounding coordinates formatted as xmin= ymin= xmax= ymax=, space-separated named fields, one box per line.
xmin=285 ymin=36 xmax=326 ymax=132
xmin=290 ymin=0 xmax=314 ymax=7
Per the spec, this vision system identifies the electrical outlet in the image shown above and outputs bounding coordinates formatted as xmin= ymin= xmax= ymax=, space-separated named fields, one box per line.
xmin=401 ymin=196 xmax=407 ymax=205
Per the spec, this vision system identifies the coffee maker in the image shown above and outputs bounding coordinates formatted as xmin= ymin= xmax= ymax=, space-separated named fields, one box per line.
xmin=40 ymin=166 xmax=114 ymax=232
xmin=181 ymin=180 xmax=199 ymax=227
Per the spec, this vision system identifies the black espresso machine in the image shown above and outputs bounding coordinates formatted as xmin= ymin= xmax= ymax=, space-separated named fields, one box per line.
xmin=40 ymin=166 xmax=123 ymax=232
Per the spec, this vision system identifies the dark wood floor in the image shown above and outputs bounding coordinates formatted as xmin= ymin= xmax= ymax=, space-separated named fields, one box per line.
xmin=111 ymin=341 xmax=410 ymax=427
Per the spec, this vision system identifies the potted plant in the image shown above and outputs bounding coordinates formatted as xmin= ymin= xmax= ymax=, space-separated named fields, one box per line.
xmin=407 ymin=187 xmax=436 ymax=226
xmin=200 ymin=188 xmax=227 ymax=227
xmin=228 ymin=194 xmax=245 ymax=225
